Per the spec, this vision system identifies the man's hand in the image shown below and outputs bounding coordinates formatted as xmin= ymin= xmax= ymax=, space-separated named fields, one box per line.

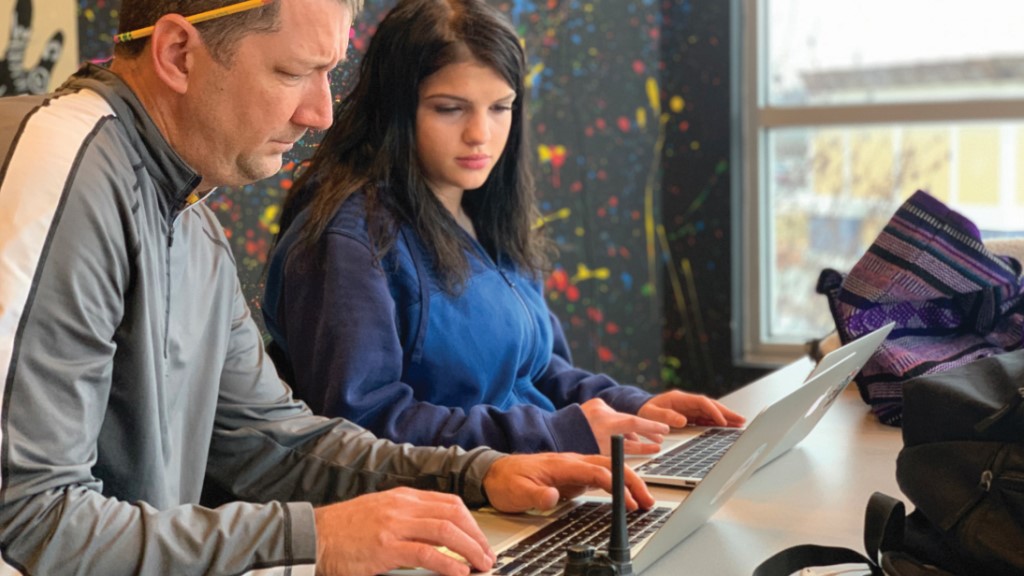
xmin=580 ymin=397 xmax=669 ymax=455
xmin=638 ymin=390 xmax=746 ymax=429
xmin=313 ymin=488 xmax=496 ymax=576
xmin=482 ymin=453 xmax=657 ymax=513
xmin=0 ymin=0 xmax=64 ymax=96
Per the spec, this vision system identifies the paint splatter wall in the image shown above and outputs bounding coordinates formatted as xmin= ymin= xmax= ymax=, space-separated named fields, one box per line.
xmin=49 ymin=0 xmax=763 ymax=397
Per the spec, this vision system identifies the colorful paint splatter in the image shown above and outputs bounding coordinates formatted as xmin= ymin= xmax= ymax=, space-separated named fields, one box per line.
xmin=75 ymin=0 xmax=758 ymax=397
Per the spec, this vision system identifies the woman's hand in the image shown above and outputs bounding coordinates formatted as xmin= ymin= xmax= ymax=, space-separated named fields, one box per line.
xmin=638 ymin=391 xmax=746 ymax=429
xmin=580 ymin=398 xmax=669 ymax=455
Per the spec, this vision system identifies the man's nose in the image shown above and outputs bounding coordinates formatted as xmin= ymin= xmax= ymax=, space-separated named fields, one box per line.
xmin=294 ymin=74 xmax=334 ymax=131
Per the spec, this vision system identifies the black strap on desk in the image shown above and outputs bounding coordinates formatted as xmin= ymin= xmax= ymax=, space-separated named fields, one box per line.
xmin=752 ymin=544 xmax=880 ymax=576
xmin=752 ymin=492 xmax=905 ymax=576
xmin=864 ymin=492 xmax=906 ymax=565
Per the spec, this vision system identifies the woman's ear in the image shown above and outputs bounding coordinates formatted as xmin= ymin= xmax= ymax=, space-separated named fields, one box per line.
xmin=147 ymin=14 xmax=202 ymax=95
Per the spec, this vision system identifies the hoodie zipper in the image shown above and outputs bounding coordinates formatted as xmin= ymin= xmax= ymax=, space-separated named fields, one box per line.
xmin=467 ymin=238 xmax=538 ymax=362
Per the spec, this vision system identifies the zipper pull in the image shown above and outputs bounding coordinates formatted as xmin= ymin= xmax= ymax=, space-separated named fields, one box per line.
xmin=497 ymin=268 xmax=515 ymax=287
xmin=979 ymin=470 xmax=993 ymax=492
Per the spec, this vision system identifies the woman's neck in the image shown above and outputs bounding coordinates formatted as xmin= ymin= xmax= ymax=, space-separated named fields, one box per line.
xmin=434 ymin=188 xmax=476 ymax=239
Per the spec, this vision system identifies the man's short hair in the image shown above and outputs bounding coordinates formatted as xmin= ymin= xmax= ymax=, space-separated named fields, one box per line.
xmin=115 ymin=0 xmax=362 ymax=64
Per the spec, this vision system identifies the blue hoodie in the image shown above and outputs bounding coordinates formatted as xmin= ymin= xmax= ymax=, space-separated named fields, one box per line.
xmin=263 ymin=193 xmax=653 ymax=453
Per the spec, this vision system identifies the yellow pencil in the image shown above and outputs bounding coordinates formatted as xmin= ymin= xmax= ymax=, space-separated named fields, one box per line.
xmin=114 ymin=0 xmax=274 ymax=44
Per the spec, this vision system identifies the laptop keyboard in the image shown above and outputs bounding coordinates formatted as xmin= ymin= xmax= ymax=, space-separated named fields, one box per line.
xmin=635 ymin=428 xmax=743 ymax=480
xmin=492 ymin=501 xmax=672 ymax=575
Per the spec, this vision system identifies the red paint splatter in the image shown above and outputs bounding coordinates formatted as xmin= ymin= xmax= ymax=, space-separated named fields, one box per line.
xmin=546 ymin=268 xmax=569 ymax=292
xmin=566 ymin=285 xmax=580 ymax=302
xmin=550 ymin=148 xmax=566 ymax=168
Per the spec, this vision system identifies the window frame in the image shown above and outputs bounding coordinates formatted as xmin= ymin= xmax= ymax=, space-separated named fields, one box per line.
xmin=735 ymin=0 xmax=1024 ymax=366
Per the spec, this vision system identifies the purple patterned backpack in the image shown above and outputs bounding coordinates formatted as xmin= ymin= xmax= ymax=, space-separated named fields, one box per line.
xmin=816 ymin=190 xmax=1024 ymax=426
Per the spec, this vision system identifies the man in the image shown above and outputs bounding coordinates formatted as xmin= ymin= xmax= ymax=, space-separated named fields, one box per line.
xmin=0 ymin=1 xmax=654 ymax=575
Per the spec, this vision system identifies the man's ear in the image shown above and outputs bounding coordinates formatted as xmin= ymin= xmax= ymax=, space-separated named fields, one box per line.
xmin=148 ymin=14 xmax=203 ymax=95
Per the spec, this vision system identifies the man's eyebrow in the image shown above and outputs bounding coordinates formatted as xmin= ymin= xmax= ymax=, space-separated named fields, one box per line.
xmin=288 ymin=53 xmax=345 ymax=72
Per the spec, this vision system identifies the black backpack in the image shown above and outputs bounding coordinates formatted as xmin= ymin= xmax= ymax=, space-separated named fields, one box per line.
xmin=754 ymin=350 xmax=1024 ymax=576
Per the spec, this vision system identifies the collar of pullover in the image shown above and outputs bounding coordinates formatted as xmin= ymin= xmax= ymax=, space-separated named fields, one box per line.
xmin=61 ymin=63 xmax=203 ymax=218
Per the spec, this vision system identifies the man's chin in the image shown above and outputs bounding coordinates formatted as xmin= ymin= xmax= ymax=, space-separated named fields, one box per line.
xmin=236 ymin=157 xmax=285 ymax=186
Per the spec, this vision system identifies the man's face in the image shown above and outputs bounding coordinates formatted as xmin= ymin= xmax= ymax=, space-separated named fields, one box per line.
xmin=182 ymin=0 xmax=351 ymax=189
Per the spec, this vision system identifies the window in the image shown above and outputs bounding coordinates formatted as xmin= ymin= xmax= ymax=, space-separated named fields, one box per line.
xmin=739 ymin=0 xmax=1024 ymax=364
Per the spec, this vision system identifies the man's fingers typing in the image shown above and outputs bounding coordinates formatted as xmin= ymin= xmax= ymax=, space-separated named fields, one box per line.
xmin=390 ymin=541 xmax=477 ymax=576
xmin=396 ymin=517 xmax=493 ymax=569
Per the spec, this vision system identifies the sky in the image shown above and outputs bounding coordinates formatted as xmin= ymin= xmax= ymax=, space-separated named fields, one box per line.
xmin=769 ymin=0 xmax=1024 ymax=90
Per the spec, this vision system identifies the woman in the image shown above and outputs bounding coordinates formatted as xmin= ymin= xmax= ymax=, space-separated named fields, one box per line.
xmin=263 ymin=0 xmax=744 ymax=455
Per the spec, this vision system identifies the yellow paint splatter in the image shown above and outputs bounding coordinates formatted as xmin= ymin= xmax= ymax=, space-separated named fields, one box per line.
xmin=645 ymin=77 xmax=660 ymax=115
xmin=536 ymin=207 xmax=572 ymax=228
xmin=537 ymin=144 xmax=566 ymax=164
xmin=690 ymin=141 xmax=700 ymax=151
xmin=670 ymin=95 xmax=684 ymax=113
xmin=526 ymin=62 xmax=545 ymax=89
xmin=636 ymin=107 xmax=647 ymax=129
xmin=575 ymin=227 xmax=586 ymax=237
xmin=261 ymin=204 xmax=280 ymax=235
xmin=572 ymin=263 xmax=611 ymax=282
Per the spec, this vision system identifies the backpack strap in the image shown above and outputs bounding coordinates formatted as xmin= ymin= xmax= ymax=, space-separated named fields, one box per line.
xmin=752 ymin=544 xmax=880 ymax=576
xmin=864 ymin=492 xmax=906 ymax=564
xmin=751 ymin=493 xmax=907 ymax=576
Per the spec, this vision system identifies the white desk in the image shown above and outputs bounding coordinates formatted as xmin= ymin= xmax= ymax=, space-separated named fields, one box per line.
xmin=640 ymin=357 xmax=904 ymax=575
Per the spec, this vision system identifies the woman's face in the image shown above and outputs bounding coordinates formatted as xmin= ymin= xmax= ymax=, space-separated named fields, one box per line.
xmin=415 ymin=58 xmax=516 ymax=204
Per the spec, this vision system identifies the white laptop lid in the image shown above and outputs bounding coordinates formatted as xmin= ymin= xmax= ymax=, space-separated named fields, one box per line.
xmin=759 ymin=321 xmax=894 ymax=466
xmin=637 ymin=322 xmax=894 ymax=487
xmin=631 ymin=347 xmax=873 ymax=572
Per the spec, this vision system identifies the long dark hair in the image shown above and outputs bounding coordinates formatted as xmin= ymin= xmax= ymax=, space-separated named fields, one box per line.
xmin=278 ymin=0 xmax=551 ymax=291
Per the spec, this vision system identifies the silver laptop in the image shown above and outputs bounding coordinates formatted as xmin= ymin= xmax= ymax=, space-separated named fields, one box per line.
xmin=634 ymin=322 xmax=893 ymax=488
xmin=470 ymin=329 xmax=888 ymax=575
